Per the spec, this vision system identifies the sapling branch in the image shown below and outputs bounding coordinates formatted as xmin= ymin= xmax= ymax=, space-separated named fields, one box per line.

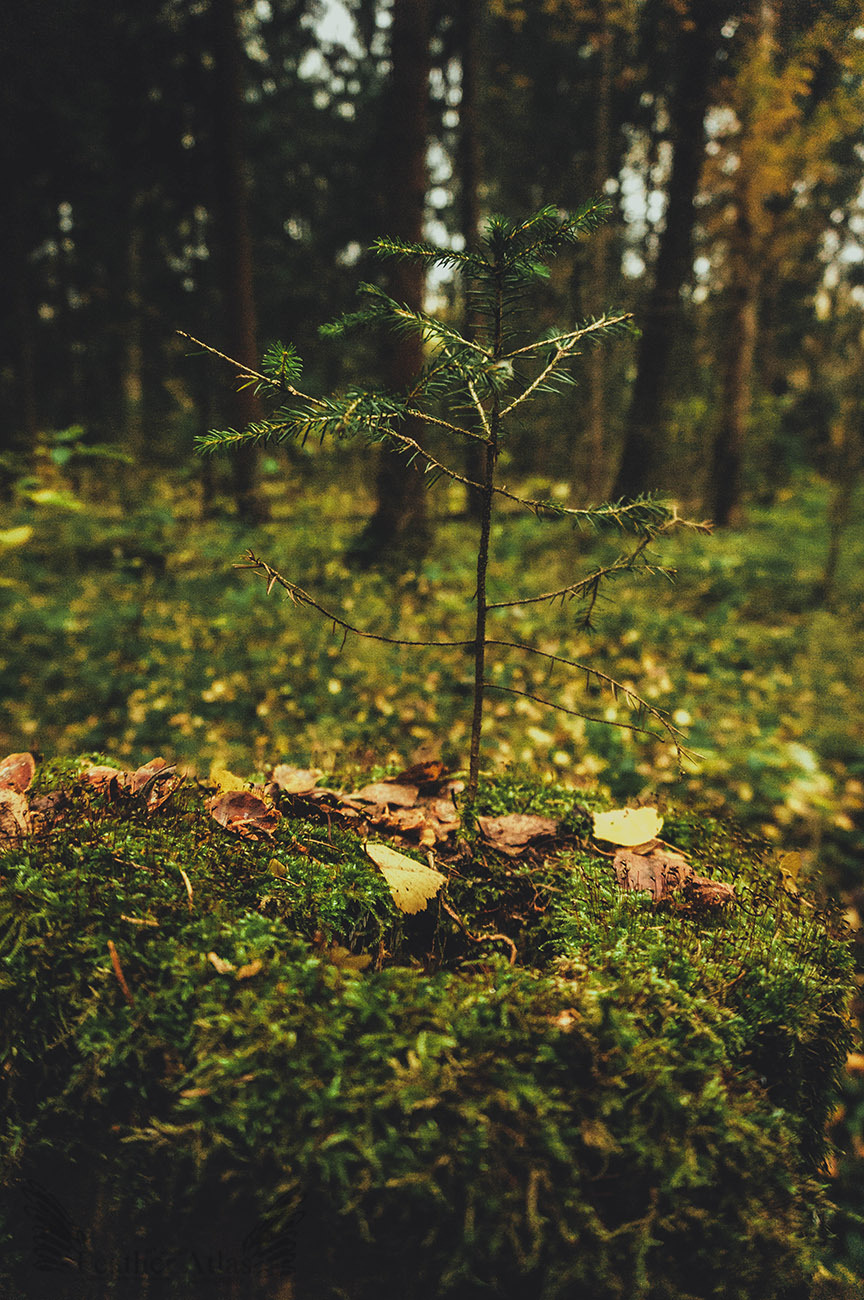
xmin=483 ymin=681 xmax=686 ymax=754
xmin=235 ymin=552 xmax=473 ymax=650
xmin=486 ymin=537 xmax=668 ymax=610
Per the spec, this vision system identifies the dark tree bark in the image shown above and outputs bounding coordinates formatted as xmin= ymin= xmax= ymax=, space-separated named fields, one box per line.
xmin=2 ymin=192 xmax=38 ymax=498
xmin=582 ymin=0 xmax=615 ymax=502
xmin=710 ymin=216 xmax=760 ymax=527
xmin=612 ymin=3 xmax=729 ymax=500
xmin=351 ymin=0 xmax=431 ymax=564
xmin=211 ymin=0 xmax=269 ymax=525
xmin=458 ymin=0 xmax=487 ymax=521
xmin=710 ymin=0 xmax=776 ymax=526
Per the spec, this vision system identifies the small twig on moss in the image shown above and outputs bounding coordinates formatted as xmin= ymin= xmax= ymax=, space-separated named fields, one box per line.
xmin=179 ymin=868 xmax=194 ymax=911
xmin=107 ymin=939 xmax=135 ymax=1008
xmin=440 ymin=898 xmax=517 ymax=966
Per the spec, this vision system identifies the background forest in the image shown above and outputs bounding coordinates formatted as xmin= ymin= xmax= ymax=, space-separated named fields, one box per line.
xmin=2 ymin=0 xmax=864 ymax=1272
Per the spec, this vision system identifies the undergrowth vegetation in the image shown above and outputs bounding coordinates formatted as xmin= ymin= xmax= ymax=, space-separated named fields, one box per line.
xmin=1 ymin=468 xmax=861 ymax=887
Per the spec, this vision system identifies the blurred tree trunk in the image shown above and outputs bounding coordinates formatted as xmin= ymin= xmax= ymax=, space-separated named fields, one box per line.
xmin=1 ymin=191 xmax=38 ymax=499
xmin=458 ymin=0 xmax=486 ymax=521
xmin=582 ymin=0 xmax=614 ymax=502
xmin=352 ymin=0 xmax=431 ymax=564
xmin=612 ymin=4 xmax=725 ymax=499
xmin=122 ymin=199 xmax=146 ymax=457
xmin=711 ymin=256 xmax=759 ymax=525
xmin=710 ymin=0 xmax=775 ymax=526
xmin=211 ymin=0 xmax=269 ymax=525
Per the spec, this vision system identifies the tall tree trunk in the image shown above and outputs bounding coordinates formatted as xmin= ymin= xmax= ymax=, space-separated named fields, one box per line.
xmin=351 ymin=0 xmax=430 ymax=564
xmin=122 ymin=200 xmax=145 ymax=458
xmin=612 ymin=4 xmax=723 ymax=499
xmin=711 ymin=253 xmax=759 ymax=525
xmin=582 ymin=0 xmax=614 ymax=502
xmin=1 ymin=190 xmax=38 ymax=498
xmin=458 ymin=0 xmax=486 ymax=521
xmin=710 ymin=0 xmax=776 ymax=525
xmin=211 ymin=0 xmax=269 ymax=525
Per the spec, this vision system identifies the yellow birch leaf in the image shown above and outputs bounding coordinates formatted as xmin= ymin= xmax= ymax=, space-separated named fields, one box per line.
xmin=209 ymin=761 xmax=248 ymax=793
xmin=592 ymin=806 xmax=663 ymax=847
xmin=778 ymin=851 xmax=803 ymax=892
xmin=0 ymin=525 xmax=33 ymax=549
xmin=365 ymin=842 xmax=445 ymax=915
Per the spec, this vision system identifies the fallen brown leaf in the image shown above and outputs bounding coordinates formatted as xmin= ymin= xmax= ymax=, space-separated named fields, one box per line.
xmin=613 ymin=846 xmax=734 ymax=908
xmin=614 ymin=848 xmax=692 ymax=904
xmin=271 ymin=764 xmax=324 ymax=795
xmin=0 ymin=752 xmax=35 ymax=793
xmin=350 ymin=781 xmax=419 ymax=808
xmin=391 ymin=760 xmax=449 ymax=788
xmin=476 ymin=813 xmax=559 ymax=856
xmin=82 ymin=764 xmax=125 ymax=791
xmin=207 ymin=952 xmax=235 ymax=974
xmin=207 ymin=791 xmax=281 ymax=838
xmin=0 ymin=788 xmax=31 ymax=845
xmin=129 ymin=758 xmax=181 ymax=810
xmin=235 ymin=959 xmax=264 ymax=980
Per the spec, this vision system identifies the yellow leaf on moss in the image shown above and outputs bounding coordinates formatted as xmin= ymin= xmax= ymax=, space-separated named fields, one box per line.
xmin=209 ymin=761 xmax=248 ymax=793
xmin=592 ymin=806 xmax=663 ymax=848
xmin=0 ymin=525 xmax=33 ymax=549
xmin=365 ymin=842 xmax=445 ymax=915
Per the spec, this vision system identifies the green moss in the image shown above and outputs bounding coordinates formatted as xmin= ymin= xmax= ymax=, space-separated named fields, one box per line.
xmin=0 ymin=761 xmax=855 ymax=1298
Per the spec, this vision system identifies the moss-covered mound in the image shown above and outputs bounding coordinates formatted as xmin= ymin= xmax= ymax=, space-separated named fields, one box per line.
xmin=0 ymin=760 xmax=854 ymax=1299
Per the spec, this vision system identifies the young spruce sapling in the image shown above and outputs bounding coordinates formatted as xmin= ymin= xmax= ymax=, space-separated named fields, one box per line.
xmin=185 ymin=203 xmax=709 ymax=803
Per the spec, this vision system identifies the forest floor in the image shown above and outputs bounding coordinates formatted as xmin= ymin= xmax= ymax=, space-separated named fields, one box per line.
xmin=2 ymin=462 xmax=862 ymax=889
xmin=2 ymin=459 xmax=863 ymax=1275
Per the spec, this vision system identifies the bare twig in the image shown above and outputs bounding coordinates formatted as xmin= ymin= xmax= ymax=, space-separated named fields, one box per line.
xmin=440 ymin=898 xmax=517 ymax=966
xmin=179 ymin=868 xmax=194 ymax=912
xmin=107 ymin=939 xmax=135 ymax=1008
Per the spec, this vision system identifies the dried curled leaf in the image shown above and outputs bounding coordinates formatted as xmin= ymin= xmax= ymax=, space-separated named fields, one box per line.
xmin=129 ymin=758 xmax=181 ymax=810
xmin=82 ymin=764 xmax=124 ymax=791
xmin=476 ymin=813 xmax=558 ymax=856
xmin=614 ymin=848 xmax=691 ymax=904
xmin=207 ymin=952 xmax=235 ymax=974
xmin=365 ymin=841 xmax=446 ymax=914
xmin=207 ymin=791 xmax=281 ymax=838
xmin=614 ymin=846 xmax=734 ymax=909
xmin=350 ymin=781 xmax=419 ymax=808
xmin=592 ymin=806 xmax=663 ymax=847
xmin=0 ymin=752 xmax=36 ymax=793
